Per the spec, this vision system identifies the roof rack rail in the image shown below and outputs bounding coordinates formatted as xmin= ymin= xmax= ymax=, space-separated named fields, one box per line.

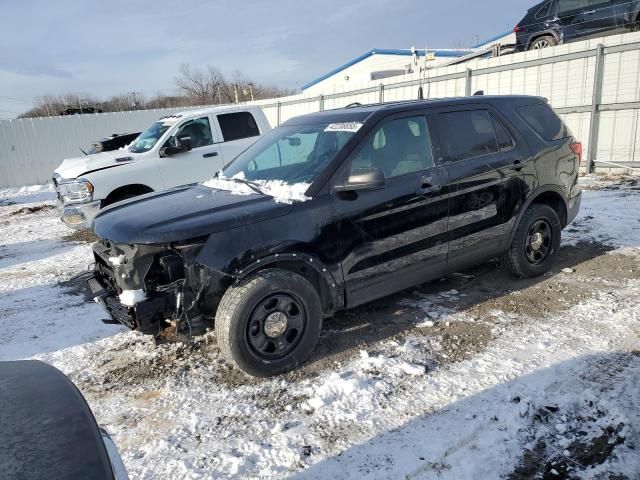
xmin=345 ymin=102 xmax=362 ymax=108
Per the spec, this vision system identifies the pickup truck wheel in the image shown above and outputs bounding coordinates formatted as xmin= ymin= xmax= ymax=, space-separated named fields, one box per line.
xmin=529 ymin=35 xmax=558 ymax=50
xmin=502 ymin=204 xmax=561 ymax=278
xmin=215 ymin=269 xmax=322 ymax=377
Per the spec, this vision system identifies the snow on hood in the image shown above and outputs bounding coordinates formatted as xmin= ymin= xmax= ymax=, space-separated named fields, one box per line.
xmin=54 ymin=150 xmax=140 ymax=180
xmin=203 ymin=172 xmax=311 ymax=205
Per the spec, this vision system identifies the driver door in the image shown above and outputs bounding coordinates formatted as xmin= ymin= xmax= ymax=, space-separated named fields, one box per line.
xmin=334 ymin=114 xmax=450 ymax=308
xmin=157 ymin=115 xmax=223 ymax=188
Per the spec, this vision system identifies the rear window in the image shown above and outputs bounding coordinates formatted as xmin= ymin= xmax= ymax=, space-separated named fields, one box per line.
xmin=535 ymin=1 xmax=553 ymax=19
xmin=218 ymin=112 xmax=260 ymax=142
xmin=518 ymin=104 xmax=566 ymax=141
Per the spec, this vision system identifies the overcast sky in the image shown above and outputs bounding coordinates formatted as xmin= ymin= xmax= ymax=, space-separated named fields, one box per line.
xmin=0 ymin=0 xmax=534 ymax=118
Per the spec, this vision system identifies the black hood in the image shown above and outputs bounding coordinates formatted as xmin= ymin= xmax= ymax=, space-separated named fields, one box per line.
xmin=93 ymin=185 xmax=294 ymax=244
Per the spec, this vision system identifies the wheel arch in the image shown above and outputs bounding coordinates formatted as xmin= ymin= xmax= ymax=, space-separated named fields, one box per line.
xmin=102 ymin=183 xmax=154 ymax=207
xmin=234 ymin=253 xmax=343 ymax=315
xmin=509 ymin=186 xmax=569 ymax=244
xmin=526 ymin=31 xmax=560 ymax=50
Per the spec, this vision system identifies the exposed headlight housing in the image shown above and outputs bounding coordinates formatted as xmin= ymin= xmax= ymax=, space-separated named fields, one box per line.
xmin=58 ymin=179 xmax=94 ymax=204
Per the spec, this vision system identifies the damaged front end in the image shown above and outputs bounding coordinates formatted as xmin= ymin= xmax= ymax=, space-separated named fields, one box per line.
xmin=88 ymin=238 xmax=228 ymax=340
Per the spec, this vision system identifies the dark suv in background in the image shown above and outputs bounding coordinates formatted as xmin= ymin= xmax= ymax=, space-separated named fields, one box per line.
xmin=88 ymin=96 xmax=582 ymax=377
xmin=515 ymin=0 xmax=640 ymax=51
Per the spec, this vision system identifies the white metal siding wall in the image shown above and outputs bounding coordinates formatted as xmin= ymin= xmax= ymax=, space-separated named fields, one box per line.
xmin=2 ymin=32 xmax=640 ymax=188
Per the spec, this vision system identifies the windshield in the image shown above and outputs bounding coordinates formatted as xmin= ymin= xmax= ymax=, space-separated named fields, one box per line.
xmin=222 ymin=123 xmax=358 ymax=185
xmin=128 ymin=117 xmax=178 ymax=153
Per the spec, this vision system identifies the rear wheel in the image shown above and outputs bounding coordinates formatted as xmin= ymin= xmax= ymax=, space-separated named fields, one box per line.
xmin=215 ymin=269 xmax=323 ymax=377
xmin=529 ymin=35 xmax=558 ymax=50
xmin=502 ymin=204 xmax=562 ymax=278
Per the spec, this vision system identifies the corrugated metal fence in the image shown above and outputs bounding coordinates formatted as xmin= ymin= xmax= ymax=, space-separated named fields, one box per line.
xmin=2 ymin=31 xmax=640 ymax=188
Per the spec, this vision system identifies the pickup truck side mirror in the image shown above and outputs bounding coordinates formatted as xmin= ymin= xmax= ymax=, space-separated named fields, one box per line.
xmin=334 ymin=167 xmax=385 ymax=193
xmin=159 ymin=135 xmax=193 ymax=158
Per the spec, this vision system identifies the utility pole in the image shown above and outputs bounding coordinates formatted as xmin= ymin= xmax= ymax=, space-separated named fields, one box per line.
xmin=248 ymin=82 xmax=254 ymax=102
xmin=234 ymin=83 xmax=239 ymax=104
xmin=129 ymin=91 xmax=142 ymax=110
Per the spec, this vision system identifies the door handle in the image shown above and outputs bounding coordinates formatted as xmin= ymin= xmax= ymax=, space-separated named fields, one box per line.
xmin=203 ymin=152 xmax=218 ymax=158
xmin=418 ymin=184 xmax=442 ymax=195
xmin=509 ymin=160 xmax=528 ymax=171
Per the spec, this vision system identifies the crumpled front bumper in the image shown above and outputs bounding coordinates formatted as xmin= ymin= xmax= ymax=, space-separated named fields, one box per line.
xmin=59 ymin=200 xmax=101 ymax=230
xmin=88 ymin=275 xmax=174 ymax=335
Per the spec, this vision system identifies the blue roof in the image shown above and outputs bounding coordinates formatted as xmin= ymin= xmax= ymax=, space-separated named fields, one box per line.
xmin=301 ymin=31 xmax=514 ymax=92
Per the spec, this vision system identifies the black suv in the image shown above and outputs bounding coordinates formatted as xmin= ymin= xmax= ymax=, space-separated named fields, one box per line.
xmin=88 ymin=96 xmax=582 ymax=377
xmin=515 ymin=0 xmax=640 ymax=51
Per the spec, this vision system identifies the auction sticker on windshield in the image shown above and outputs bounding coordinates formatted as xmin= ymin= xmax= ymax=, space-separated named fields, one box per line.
xmin=325 ymin=122 xmax=363 ymax=133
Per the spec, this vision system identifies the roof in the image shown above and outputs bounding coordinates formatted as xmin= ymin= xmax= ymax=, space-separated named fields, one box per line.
xmin=0 ymin=361 xmax=115 ymax=480
xmin=283 ymin=96 xmax=545 ymax=125
xmin=170 ymin=104 xmax=261 ymax=120
xmin=301 ymin=30 xmax=514 ymax=92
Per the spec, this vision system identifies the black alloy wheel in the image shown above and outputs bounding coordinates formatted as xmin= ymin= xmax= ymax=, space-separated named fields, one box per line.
xmin=247 ymin=293 xmax=306 ymax=360
xmin=525 ymin=219 xmax=553 ymax=265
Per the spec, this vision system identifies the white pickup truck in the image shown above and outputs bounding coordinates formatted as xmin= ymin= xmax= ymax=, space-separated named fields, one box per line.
xmin=53 ymin=105 xmax=271 ymax=229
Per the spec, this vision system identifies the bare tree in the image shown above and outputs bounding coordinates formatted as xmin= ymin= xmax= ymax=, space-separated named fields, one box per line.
xmin=18 ymin=64 xmax=294 ymax=118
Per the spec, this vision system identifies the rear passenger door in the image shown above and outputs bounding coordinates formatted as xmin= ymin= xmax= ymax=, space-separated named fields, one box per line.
xmin=432 ymin=106 xmax=537 ymax=271
xmin=578 ymin=0 xmax=627 ymax=37
xmin=214 ymin=111 xmax=262 ymax=165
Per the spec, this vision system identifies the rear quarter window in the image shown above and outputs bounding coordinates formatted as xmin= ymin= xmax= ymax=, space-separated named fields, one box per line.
xmin=517 ymin=103 xmax=567 ymax=141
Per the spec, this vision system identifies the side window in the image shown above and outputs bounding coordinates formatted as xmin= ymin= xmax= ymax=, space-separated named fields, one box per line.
xmin=437 ymin=110 xmax=499 ymax=162
xmin=518 ymin=103 xmax=567 ymax=141
xmin=349 ymin=116 xmax=434 ymax=179
xmin=491 ymin=115 xmax=515 ymax=151
xmin=168 ymin=117 xmax=213 ymax=149
xmin=218 ymin=112 xmax=260 ymax=142
xmin=558 ymin=0 xmax=587 ymax=14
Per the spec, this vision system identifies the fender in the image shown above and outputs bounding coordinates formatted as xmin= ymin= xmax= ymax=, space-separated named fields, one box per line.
xmin=195 ymin=213 xmax=345 ymax=312
xmin=235 ymin=252 xmax=344 ymax=313
xmin=507 ymin=184 xmax=569 ymax=244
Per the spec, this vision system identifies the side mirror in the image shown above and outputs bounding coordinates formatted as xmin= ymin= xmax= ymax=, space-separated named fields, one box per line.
xmin=176 ymin=135 xmax=193 ymax=152
xmin=334 ymin=167 xmax=385 ymax=193
xmin=159 ymin=135 xmax=192 ymax=157
xmin=287 ymin=137 xmax=302 ymax=146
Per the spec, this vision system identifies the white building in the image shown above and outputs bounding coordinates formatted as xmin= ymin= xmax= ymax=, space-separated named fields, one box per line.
xmin=301 ymin=32 xmax=515 ymax=96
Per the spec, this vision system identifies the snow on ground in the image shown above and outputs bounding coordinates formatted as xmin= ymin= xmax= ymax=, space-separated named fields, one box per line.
xmin=1 ymin=178 xmax=640 ymax=479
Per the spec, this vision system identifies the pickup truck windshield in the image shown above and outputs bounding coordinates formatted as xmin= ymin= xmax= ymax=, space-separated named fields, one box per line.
xmin=222 ymin=124 xmax=357 ymax=185
xmin=128 ymin=120 xmax=173 ymax=153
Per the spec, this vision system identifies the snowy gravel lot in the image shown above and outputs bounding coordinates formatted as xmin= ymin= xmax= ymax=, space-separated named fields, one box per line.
xmin=1 ymin=178 xmax=640 ymax=479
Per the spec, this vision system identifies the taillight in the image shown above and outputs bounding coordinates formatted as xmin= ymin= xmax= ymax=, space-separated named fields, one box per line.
xmin=570 ymin=142 xmax=582 ymax=164
xmin=514 ymin=25 xmax=521 ymax=33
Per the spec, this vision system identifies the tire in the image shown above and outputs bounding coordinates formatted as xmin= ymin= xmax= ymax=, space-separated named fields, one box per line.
xmin=529 ymin=35 xmax=558 ymax=50
xmin=215 ymin=269 xmax=323 ymax=377
xmin=502 ymin=204 xmax=562 ymax=279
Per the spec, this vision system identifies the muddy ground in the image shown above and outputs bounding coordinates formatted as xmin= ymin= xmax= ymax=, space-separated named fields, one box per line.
xmin=63 ymin=240 xmax=637 ymax=388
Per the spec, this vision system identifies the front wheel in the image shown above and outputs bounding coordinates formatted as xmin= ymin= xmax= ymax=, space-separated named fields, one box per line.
xmin=215 ymin=269 xmax=323 ymax=377
xmin=529 ymin=35 xmax=558 ymax=50
xmin=502 ymin=204 xmax=562 ymax=278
